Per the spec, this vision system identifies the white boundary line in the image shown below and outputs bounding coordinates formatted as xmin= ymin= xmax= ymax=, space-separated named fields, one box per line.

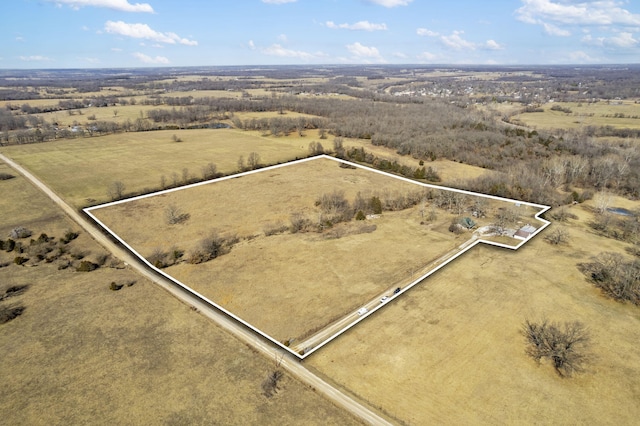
xmin=85 ymin=155 xmax=550 ymax=360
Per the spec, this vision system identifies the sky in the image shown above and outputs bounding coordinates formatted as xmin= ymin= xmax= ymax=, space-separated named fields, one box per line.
xmin=2 ymin=0 xmax=640 ymax=68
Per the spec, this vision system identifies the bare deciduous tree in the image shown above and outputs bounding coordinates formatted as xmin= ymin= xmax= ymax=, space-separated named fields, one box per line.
xmin=247 ymin=152 xmax=261 ymax=170
xmin=107 ymin=181 xmax=125 ymax=201
xmin=593 ymin=191 xmax=613 ymax=214
xmin=523 ymin=319 xmax=591 ymax=377
xmin=545 ymin=227 xmax=570 ymax=245
xmin=201 ymin=162 xmax=218 ymax=180
xmin=164 ymin=204 xmax=190 ymax=225
xmin=580 ymin=252 xmax=640 ymax=305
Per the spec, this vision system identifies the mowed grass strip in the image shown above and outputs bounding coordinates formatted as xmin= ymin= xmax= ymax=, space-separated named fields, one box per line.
xmin=0 ymin=159 xmax=361 ymax=425
xmin=0 ymin=128 xmax=308 ymax=207
xmin=91 ymin=157 xmax=539 ymax=343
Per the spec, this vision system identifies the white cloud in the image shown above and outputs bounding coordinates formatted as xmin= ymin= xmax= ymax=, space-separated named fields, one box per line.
xmin=16 ymin=36 xmax=25 ymax=42
xmin=484 ymin=39 xmax=504 ymax=50
xmin=367 ymin=0 xmax=413 ymax=7
xmin=441 ymin=31 xmax=477 ymax=50
xmin=326 ymin=20 xmax=387 ymax=31
xmin=111 ymin=47 xmax=123 ymax=52
xmin=19 ymin=55 xmax=52 ymax=62
xmin=583 ymin=32 xmax=638 ymax=48
xmin=419 ymin=29 xmax=503 ymax=51
xmin=416 ymin=28 xmax=439 ymax=37
xmin=392 ymin=52 xmax=408 ymax=59
xmin=47 ymin=0 xmax=153 ymax=13
xmin=516 ymin=0 xmax=640 ymax=31
xmin=248 ymin=40 xmax=256 ymax=50
xmin=105 ymin=21 xmax=198 ymax=45
xmin=277 ymin=34 xmax=288 ymax=42
xmin=568 ymin=50 xmax=598 ymax=62
xmin=261 ymin=0 xmax=297 ymax=4
xmin=417 ymin=51 xmax=437 ymax=61
xmin=606 ymin=32 xmax=638 ymax=48
xmin=542 ymin=22 xmax=571 ymax=36
xmin=262 ymin=44 xmax=315 ymax=60
xmin=81 ymin=57 xmax=101 ymax=64
xmin=346 ymin=42 xmax=385 ymax=62
xmin=133 ymin=52 xmax=169 ymax=64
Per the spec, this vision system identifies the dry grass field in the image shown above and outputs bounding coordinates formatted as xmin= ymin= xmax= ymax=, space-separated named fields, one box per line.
xmin=306 ymin=198 xmax=640 ymax=425
xmin=0 ymin=163 xmax=361 ymax=425
xmin=0 ymin=128 xmax=309 ymax=207
xmin=89 ymin=157 xmax=542 ymax=345
xmin=512 ymin=100 xmax=640 ymax=130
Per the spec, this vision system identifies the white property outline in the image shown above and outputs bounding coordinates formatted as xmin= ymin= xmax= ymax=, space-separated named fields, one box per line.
xmin=85 ymin=155 xmax=550 ymax=360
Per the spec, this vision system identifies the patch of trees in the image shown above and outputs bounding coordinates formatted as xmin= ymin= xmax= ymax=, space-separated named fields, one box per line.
xmin=523 ymin=319 xmax=591 ymax=377
xmin=187 ymin=231 xmax=239 ymax=264
xmin=284 ymin=188 xmax=424 ymax=235
xmin=590 ymin=207 xmax=640 ymax=245
xmin=579 ymin=253 xmax=640 ymax=305
xmin=345 ymin=147 xmax=441 ymax=182
xmin=0 ymin=228 xmax=110 ymax=271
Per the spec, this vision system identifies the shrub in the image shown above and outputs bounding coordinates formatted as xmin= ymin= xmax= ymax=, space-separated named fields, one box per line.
xmin=289 ymin=212 xmax=311 ymax=233
xmin=8 ymin=227 xmax=32 ymax=239
xmin=76 ymin=260 xmax=98 ymax=272
xmin=261 ymin=370 xmax=284 ymax=398
xmin=355 ymin=210 xmax=366 ymax=221
xmin=0 ymin=305 xmax=25 ymax=324
xmin=61 ymin=230 xmax=79 ymax=244
xmin=13 ymin=256 xmax=28 ymax=265
xmin=549 ymin=207 xmax=578 ymax=222
xmin=264 ymin=222 xmax=289 ymax=236
xmin=370 ymin=196 xmax=383 ymax=215
xmin=545 ymin=227 xmax=570 ymax=245
xmin=165 ymin=204 xmax=190 ymax=225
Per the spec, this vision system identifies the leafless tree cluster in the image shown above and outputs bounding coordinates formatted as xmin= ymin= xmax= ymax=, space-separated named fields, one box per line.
xmin=580 ymin=252 xmax=640 ymax=305
xmin=545 ymin=227 xmax=570 ymax=245
xmin=107 ymin=181 xmax=126 ymax=201
xmin=187 ymin=231 xmax=238 ymax=264
xmin=522 ymin=319 xmax=591 ymax=377
xmin=147 ymin=246 xmax=184 ymax=269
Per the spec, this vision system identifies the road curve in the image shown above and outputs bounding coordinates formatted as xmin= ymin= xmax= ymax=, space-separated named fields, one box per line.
xmin=0 ymin=152 xmax=394 ymax=426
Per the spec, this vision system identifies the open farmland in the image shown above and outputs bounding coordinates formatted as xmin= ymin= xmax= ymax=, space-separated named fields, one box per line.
xmin=88 ymin=156 xmax=547 ymax=353
xmin=0 ymin=128 xmax=308 ymax=207
xmin=306 ymin=198 xmax=640 ymax=425
xmin=511 ymin=100 xmax=640 ymax=130
xmin=0 ymin=162 xmax=361 ymax=426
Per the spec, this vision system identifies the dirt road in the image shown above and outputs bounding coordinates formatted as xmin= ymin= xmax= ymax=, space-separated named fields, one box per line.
xmin=0 ymin=152 xmax=394 ymax=426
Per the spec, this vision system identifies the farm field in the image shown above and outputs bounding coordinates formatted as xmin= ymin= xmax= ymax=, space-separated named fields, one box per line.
xmin=306 ymin=197 xmax=640 ymax=425
xmin=511 ymin=100 xmax=640 ymax=130
xmin=89 ymin=157 xmax=545 ymax=348
xmin=2 ymin=64 xmax=639 ymax=425
xmin=0 ymin=126 xmax=491 ymax=208
xmin=0 ymin=128 xmax=309 ymax=207
xmin=0 ymin=162 xmax=361 ymax=426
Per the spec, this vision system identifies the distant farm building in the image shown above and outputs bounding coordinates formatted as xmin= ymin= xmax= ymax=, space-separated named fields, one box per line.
xmin=514 ymin=224 xmax=537 ymax=240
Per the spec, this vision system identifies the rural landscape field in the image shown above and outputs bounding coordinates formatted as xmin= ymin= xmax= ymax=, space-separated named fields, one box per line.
xmin=2 ymin=63 xmax=640 ymax=425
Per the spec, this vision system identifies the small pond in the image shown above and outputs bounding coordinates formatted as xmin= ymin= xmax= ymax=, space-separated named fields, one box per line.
xmin=607 ymin=207 xmax=634 ymax=216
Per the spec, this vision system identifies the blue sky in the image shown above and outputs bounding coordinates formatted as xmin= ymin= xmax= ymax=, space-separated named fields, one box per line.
xmin=2 ymin=0 xmax=640 ymax=68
